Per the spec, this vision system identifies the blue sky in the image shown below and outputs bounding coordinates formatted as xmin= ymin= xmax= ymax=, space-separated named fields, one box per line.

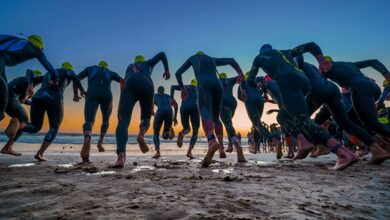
xmin=1 ymin=0 xmax=390 ymax=133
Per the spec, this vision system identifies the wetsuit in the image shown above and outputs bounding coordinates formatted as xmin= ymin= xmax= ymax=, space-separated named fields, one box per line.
xmin=116 ymin=52 xmax=169 ymax=154
xmin=21 ymin=68 xmax=83 ymax=143
xmin=171 ymin=85 xmax=200 ymax=147
xmin=175 ymin=54 xmax=243 ymax=143
xmin=6 ymin=70 xmax=44 ymax=140
xmin=378 ymin=86 xmax=390 ymax=105
xmin=304 ymin=43 xmax=390 ymax=137
xmin=297 ymin=59 xmax=376 ymax=146
xmin=0 ymin=35 xmax=58 ymax=121
xmin=78 ymin=65 xmax=122 ymax=138
xmin=220 ymin=76 xmax=239 ymax=142
xmin=238 ymin=79 xmax=272 ymax=140
xmin=153 ymin=93 xmax=177 ymax=150
xmin=248 ymin=43 xmax=335 ymax=148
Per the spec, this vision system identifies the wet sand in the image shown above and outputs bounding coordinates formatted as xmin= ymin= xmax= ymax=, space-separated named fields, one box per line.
xmin=1 ymin=142 xmax=390 ymax=219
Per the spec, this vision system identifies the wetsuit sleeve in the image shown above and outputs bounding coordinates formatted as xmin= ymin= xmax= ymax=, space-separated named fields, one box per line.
xmin=290 ymin=42 xmax=324 ymax=58
xmin=148 ymin=51 xmax=170 ymax=72
xmin=36 ymin=51 xmax=59 ymax=81
xmin=175 ymin=58 xmax=192 ymax=88
xmin=111 ymin=71 xmax=123 ymax=83
xmin=214 ymin=58 xmax=243 ymax=74
xmin=78 ymin=68 xmax=89 ymax=80
xmin=378 ymin=86 xmax=390 ymax=104
xmin=170 ymin=85 xmax=180 ymax=97
xmin=69 ymin=71 xmax=86 ymax=94
xmin=25 ymin=69 xmax=34 ymax=85
xmin=248 ymin=55 xmax=265 ymax=81
xmin=353 ymin=60 xmax=390 ymax=76
xmin=228 ymin=77 xmax=238 ymax=86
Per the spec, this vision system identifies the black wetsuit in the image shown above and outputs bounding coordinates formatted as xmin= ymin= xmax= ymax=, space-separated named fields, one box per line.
xmin=220 ymin=76 xmax=238 ymax=141
xmin=21 ymin=68 xmax=83 ymax=142
xmin=248 ymin=43 xmax=334 ymax=146
xmin=6 ymin=70 xmax=44 ymax=140
xmin=0 ymin=35 xmax=58 ymax=121
xmin=171 ymin=85 xmax=200 ymax=147
xmin=78 ymin=65 xmax=122 ymax=137
xmin=153 ymin=93 xmax=177 ymax=150
xmin=175 ymin=54 xmax=243 ymax=142
xmin=116 ymin=52 xmax=169 ymax=154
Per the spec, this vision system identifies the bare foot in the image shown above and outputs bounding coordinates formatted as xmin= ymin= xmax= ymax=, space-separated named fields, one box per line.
xmin=97 ymin=142 xmax=105 ymax=152
xmin=1 ymin=148 xmax=22 ymax=156
xmin=152 ymin=151 xmax=161 ymax=159
xmin=368 ymin=143 xmax=390 ymax=165
xmin=109 ymin=153 xmax=126 ymax=168
xmin=310 ymin=145 xmax=330 ymax=158
xmin=226 ymin=141 xmax=233 ymax=153
xmin=5 ymin=118 xmax=20 ymax=139
xmin=201 ymin=140 xmax=219 ymax=168
xmin=294 ymin=143 xmax=315 ymax=160
xmin=272 ymin=138 xmax=282 ymax=159
xmin=249 ymin=145 xmax=257 ymax=154
xmin=219 ymin=150 xmax=227 ymax=159
xmin=169 ymin=128 xmax=175 ymax=140
xmin=34 ymin=153 xmax=47 ymax=161
xmin=186 ymin=152 xmax=195 ymax=159
xmin=330 ymin=147 xmax=358 ymax=171
xmin=177 ymin=131 xmax=184 ymax=148
xmin=137 ymin=136 xmax=149 ymax=153
xmin=80 ymin=139 xmax=91 ymax=163
xmin=234 ymin=142 xmax=247 ymax=163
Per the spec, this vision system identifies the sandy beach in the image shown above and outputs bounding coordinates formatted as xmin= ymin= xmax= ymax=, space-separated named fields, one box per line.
xmin=1 ymin=141 xmax=390 ymax=220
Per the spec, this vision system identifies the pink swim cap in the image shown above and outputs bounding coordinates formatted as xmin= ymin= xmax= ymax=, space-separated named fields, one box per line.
xmin=265 ymin=74 xmax=272 ymax=81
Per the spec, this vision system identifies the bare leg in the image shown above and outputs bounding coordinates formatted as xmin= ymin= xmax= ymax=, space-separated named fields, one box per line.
xmin=1 ymin=138 xmax=21 ymax=156
xmin=97 ymin=132 xmax=106 ymax=152
xmin=34 ymin=141 xmax=51 ymax=161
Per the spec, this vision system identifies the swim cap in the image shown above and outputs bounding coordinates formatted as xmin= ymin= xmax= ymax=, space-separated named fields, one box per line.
xmin=62 ymin=62 xmax=74 ymax=71
xmin=134 ymin=55 xmax=145 ymax=63
xmin=245 ymin=71 xmax=251 ymax=80
xmin=33 ymin=70 xmax=42 ymax=77
xmin=191 ymin=79 xmax=198 ymax=87
xmin=196 ymin=51 xmax=205 ymax=55
xmin=324 ymin=56 xmax=333 ymax=62
xmin=265 ymin=75 xmax=272 ymax=81
xmin=383 ymin=79 xmax=389 ymax=87
xmin=98 ymin=61 xmax=108 ymax=68
xmin=157 ymin=86 xmax=165 ymax=94
xmin=259 ymin=44 xmax=272 ymax=54
xmin=219 ymin=72 xmax=227 ymax=79
xmin=28 ymin=34 xmax=44 ymax=50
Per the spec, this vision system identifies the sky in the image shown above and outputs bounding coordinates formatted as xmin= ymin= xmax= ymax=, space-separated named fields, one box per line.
xmin=1 ymin=0 xmax=390 ymax=135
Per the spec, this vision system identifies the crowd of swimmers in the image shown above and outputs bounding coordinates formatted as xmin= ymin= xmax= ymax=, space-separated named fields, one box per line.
xmin=1 ymin=34 xmax=390 ymax=171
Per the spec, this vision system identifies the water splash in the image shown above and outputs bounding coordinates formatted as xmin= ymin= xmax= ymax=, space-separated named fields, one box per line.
xmin=8 ymin=163 xmax=36 ymax=167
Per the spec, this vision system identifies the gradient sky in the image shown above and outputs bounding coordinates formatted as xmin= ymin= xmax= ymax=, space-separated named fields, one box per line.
xmin=1 ymin=0 xmax=390 ymax=134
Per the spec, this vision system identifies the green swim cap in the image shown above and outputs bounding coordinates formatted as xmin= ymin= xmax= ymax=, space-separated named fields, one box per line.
xmin=245 ymin=71 xmax=251 ymax=80
xmin=62 ymin=62 xmax=74 ymax=71
xmin=196 ymin=51 xmax=205 ymax=55
xmin=134 ymin=55 xmax=145 ymax=63
xmin=28 ymin=34 xmax=44 ymax=50
xmin=324 ymin=56 xmax=333 ymax=62
xmin=98 ymin=61 xmax=108 ymax=68
xmin=219 ymin=72 xmax=227 ymax=79
xmin=383 ymin=79 xmax=389 ymax=87
xmin=32 ymin=70 xmax=42 ymax=77
xmin=191 ymin=79 xmax=198 ymax=86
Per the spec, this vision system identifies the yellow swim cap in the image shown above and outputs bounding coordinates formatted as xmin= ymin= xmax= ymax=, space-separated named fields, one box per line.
xmin=28 ymin=34 xmax=44 ymax=50
xmin=196 ymin=51 xmax=205 ymax=55
xmin=33 ymin=70 xmax=42 ymax=77
xmin=383 ymin=79 xmax=388 ymax=87
xmin=245 ymin=71 xmax=251 ymax=80
xmin=324 ymin=56 xmax=333 ymax=62
xmin=219 ymin=72 xmax=227 ymax=79
xmin=98 ymin=61 xmax=108 ymax=68
xmin=191 ymin=79 xmax=198 ymax=86
xmin=62 ymin=62 xmax=74 ymax=71
xmin=134 ymin=55 xmax=145 ymax=63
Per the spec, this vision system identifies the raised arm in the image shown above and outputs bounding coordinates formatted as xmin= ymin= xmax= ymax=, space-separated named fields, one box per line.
xmin=175 ymin=58 xmax=192 ymax=88
xmin=290 ymin=42 xmax=332 ymax=73
xmin=148 ymin=51 xmax=169 ymax=72
xmin=248 ymin=55 xmax=264 ymax=81
xmin=354 ymin=59 xmax=390 ymax=79
xmin=170 ymin=85 xmax=180 ymax=98
xmin=36 ymin=52 xmax=58 ymax=82
xmin=214 ymin=58 xmax=244 ymax=76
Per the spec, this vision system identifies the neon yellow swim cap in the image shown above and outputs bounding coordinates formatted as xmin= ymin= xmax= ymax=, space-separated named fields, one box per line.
xmin=324 ymin=56 xmax=333 ymax=62
xmin=219 ymin=72 xmax=227 ymax=79
xmin=98 ymin=61 xmax=108 ymax=68
xmin=28 ymin=34 xmax=44 ymax=50
xmin=191 ymin=79 xmax=198 ymax=86
xmin=33 ymin=70 xmax=42 ymax=77
xmin=196 ymin=51 xmax=205 ymax=55
xmin=383 ymin=79 xmax=388 ymax=87
xmin=245 ymin=71 xmax=251 ymax=80
xmin=62 ymin=62 xmax=74 ymax=71
xmin=134 ymin=55 xmax=145 ymax=63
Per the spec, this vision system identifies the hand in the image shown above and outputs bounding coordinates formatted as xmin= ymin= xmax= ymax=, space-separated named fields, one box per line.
xmin=317 ymin=55 xmax=333 ymax=73
xmin=236 ymin=73 xmax=245 ymax=84
xmin=163 ymin=71 xmax=171 ymax=80
xmin=174 ymin=118 xmax=178 ymax=126
xmin=27 ymin=84 xmax=34 ymax=97
xmin=73 ymin=94 xmax=82 ymax=102
xmin=80 ymin=90 xmax=86 ymax=98
xmin=181 ymin=89 xmax=188 ymax=101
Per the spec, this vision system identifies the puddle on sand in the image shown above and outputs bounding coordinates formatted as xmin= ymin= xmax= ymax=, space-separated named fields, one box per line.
xmin=212 ymin=168 xmax=234 ymax=174
xmin=8 ymin=163 xmax=36 ymax=168
xmin=131 ymin=165 xmax=156 ymax=173
xmin=57 ymin=163 xmax=75 ymax=168
xmin=82 ymin=171 xmax=117 ymax=176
